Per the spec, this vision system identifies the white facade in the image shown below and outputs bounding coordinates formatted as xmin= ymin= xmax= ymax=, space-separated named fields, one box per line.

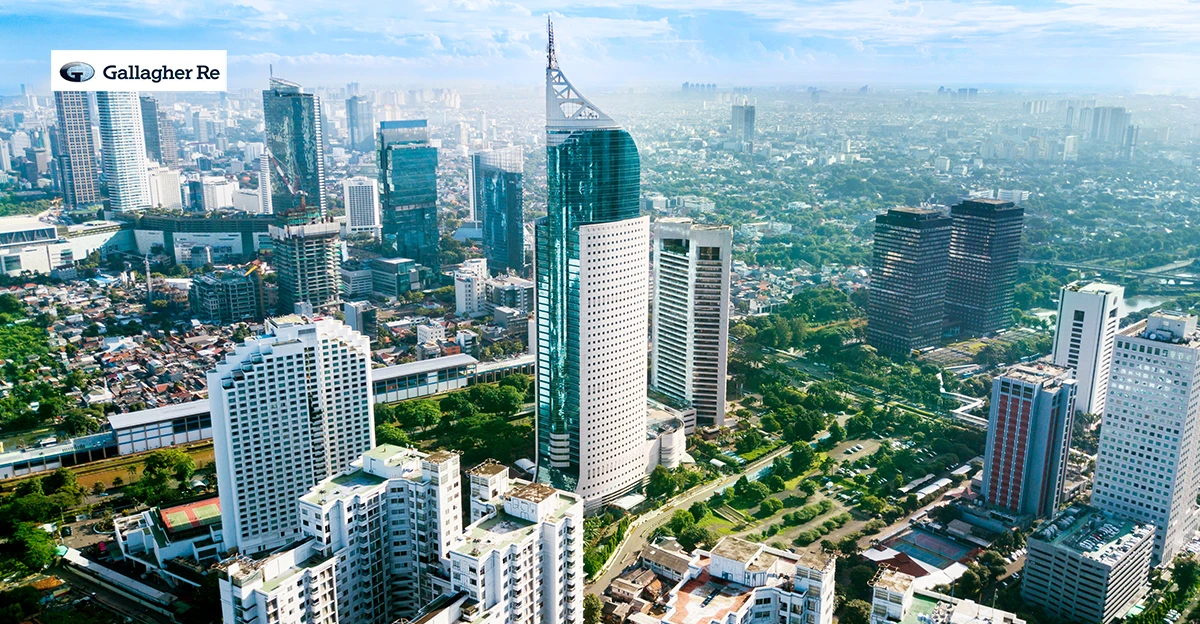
xmin=1053 ymin=282 xmax=1123 ymax=416
xmin=147 ymin=165 xmax=183 ymax=210
xmin=201 ymin=176 xmax=238 ymax=210
xmin=219 ymin=446 xmax=580 ymax=624
xmin=446 ymin=482 xmax=584 ymax=624
xmin=232 ymin=189 xmax=260 ymax=213
xmin=575 ymin=216 xmax=651 ymax=506
xmin=209 ymin=316 xmax=374 ymax=555
xmin=650 ymin=218 xmax=732 ymax=428
xmin=1092 ymin=311 xmax=1200 ymax=565
xmin=96 ymin=91 xmax=150 ymax=211
xmin=340 ymin=266 xmax=373 ymax=299
xmin=342 ymin=176 xmax=380 ymax=235
xmin=454 ymin=257 xmax=488 ymax=318
xmin=257 ymin=155 xmax=273 ymax=215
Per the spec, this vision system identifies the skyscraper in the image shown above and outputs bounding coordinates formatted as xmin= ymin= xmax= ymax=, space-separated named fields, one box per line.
xmin=342 ymin=175 xmax=380 ymax=236
xmin=473 ymin=146 xmax=526 ymax=275
xmin=1092 ymin=311 xmax=1200 ymax=564
xmin=378 ymin=120 xmax=439 ymax=268
xmin=867 ymin=207 xmax=953 ymax=355
xmin=263 ymin=78 xmax=340 ymax=313
xmin=650 ymin=217 xmax=732 ymax=429
xmin=731 ymin=102 xmax=755 ymax=148
xmin=345 ymin=95 xmax=375 ymax=152
xmin=209 ymin=316 xmax=374 ymax=555
xmin=944 ymin=198 xmax=1024 ymax=336
xmin=536 ymin=21 xmax=649 ymax=508
xmin=454 ymin=257 xmax=488 ymax=318
xmin=1053 ymin=282 xmax=1124 ymax=417
xmin=982 ymin=364 xmax=1076 ymax=519
xmin=53 ymin=91 xmax=100 ymax=208
xmin=96 ymin=91 xmax=150 ymax=211
xmin=139 ymin=95 xmax=173 ymax=166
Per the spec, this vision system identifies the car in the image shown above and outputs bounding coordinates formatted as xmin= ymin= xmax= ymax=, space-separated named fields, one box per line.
xmin=61 ymin=526 xmax=72 ymax=537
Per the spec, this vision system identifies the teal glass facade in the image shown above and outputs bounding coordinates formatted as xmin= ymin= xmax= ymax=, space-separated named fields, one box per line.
xmin=263 ymin=79 xmax=325 ymax=225
xmin=379 ymin=120 xmax=440 ymax=268
xmin=535 ymin=128 xmax=640 ymax=492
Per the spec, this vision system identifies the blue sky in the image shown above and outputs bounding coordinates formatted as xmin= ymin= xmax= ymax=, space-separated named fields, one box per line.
xmin=1 ymin=0 xmax=1198 ymax=93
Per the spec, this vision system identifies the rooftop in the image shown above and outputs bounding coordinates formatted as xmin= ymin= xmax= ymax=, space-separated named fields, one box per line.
xmin=1032 ymin=505 xmax=1153 ymax=565
xmin=467 ymin=459 xmax=508 ymax=478
xmin=107 ymin=400 xmax=209 ymax=430
xmin=301 ymin=468 xmax=386 ymax=505
xmin=709 ymin=537 xmax=763 ymax=565
xmin=873 ymin=567 xmax=917 ymax=594
xmin=451 ymin=493 xmax=576 ymax=558
xmin=158 ymin=497 xmax=221 ymax=535
xmin=510 ymin=482 xmax=556 ymax=503
xmin=998 ymin=363 xmax=1071 ymax=387
xmin=425 ymin=450 xmax=458 ymax=465
xmin=373 ymin=353 xmax=478 ymax=381
xmin=665 ymin=570 xmax=753 ymax=624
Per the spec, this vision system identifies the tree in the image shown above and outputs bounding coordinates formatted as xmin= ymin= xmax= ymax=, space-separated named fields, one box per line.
xmin=677 ymin=525 xmax=715 ymax=552
xmin=742 ymin=481 xmax=770 ymax=504
xmin=841 ymin=599 xmax=872 ymax=624
xmin=669 ymin=509 xmax=696 ymax=534
xmin=91 ymin=481 xmax=106 ymax=496
xmin=790 ymin=443 xmax=816 ymax=474
xmin=760 ymin=498 xmax=784 ymax=515
xmin=376 ymin=423 xmax=411 ymax=447
xmin=689 ymin=501 xmax=710 ymax=523
xmin=584 ymin=593 xmax=603 ymax=624
xmin=42 ymin=468 xmax=79 ymax=497
xmin=13 ymin=524 xmax=55 ymax=571
xmin=827 ymin=421 xmax=845 ymax=444
xmin=763 ymin=475 xmax=786 ymax=493
xmin=393 ymin=400 xmax=441 ymax=430
xmin=142 ymin=448 xmax=195 ymax=483
xmin=647 ymin=466 xmax=678 ymax=499
xmin=498 ymin=373 xmax=532 ymax=396
xmin=771 ymin=455 xmax=792 ymax=479
xmin=955 ymin=568 xmax=983 ymax=598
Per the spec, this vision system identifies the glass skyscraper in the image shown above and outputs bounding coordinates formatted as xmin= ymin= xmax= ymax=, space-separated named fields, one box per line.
xmin=536 ymin=22 xmax=649 ymax=509
xmin=345 ymin=95 xmax=375 ymax=152
xmin=472 ymin=146 xmax=526 ymax=276
xmin=263 ymin=77 xmax=341 ymax=313
xmin=378 ymin=120 xmax=439 ymax=269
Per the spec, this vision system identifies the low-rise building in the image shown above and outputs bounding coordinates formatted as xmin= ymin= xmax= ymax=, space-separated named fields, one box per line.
xmin=115 ymin=497 xmax=224 ymax=588
xmin=871 ymin=567 xmax=1025 ymax=624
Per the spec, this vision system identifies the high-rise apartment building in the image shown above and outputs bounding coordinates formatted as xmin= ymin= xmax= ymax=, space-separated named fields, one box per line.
xmin=53 ymin=91 xmax=100 ymax=208
xmin=982 ymin=364 xmax=1076 ymax=519
xmin=190 ymin=271 xmax=263 ymax=324
xmin=944 ymin=198 xmax=1024 ymax=336
xmin=379 ymin=120 xmax=439 ymax=269
xmin=209 ymin=316 xmax=374 ymax=555
xmin=454 ymin=257 xmax=488 ymax=318
xmin=473 ymin=146 xmax=526 ymax=276
xmin=263 ymin=78 xmax=341 ymax=313
xmin=139 ymin=95 xmax=177 ymax=167
xmin=342 ymin=176 xmax=380 ymax=236
xmin=1053 ymin=282 xmax=1124 ymax=416
xmin=1022 ymin=505 xmax=1153 ymax=624
xmin=218 ymin=446 xmax=584 ymax=624
xmin=536 ymin=23 xmax=650 ymax=508
xmin=1092 ymin=311 xmax=1200 ymax=564
xmin=650 ymin=218 xmax=732 ymax=429
xmin=867 ymin=207 xmax=953 ymax=355
xmin=345 ymin=95 xmax=375 ymax=152
xmin=96 ymin=91 xmax=150 ymax=211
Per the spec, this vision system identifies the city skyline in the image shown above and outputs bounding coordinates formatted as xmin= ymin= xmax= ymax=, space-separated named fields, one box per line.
xmin=4 ymin=1 xmax=1200 ymax=92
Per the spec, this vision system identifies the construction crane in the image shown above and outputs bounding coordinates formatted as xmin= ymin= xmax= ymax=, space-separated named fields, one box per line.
xmin=112 ymin=251 xmax=155 ymax=305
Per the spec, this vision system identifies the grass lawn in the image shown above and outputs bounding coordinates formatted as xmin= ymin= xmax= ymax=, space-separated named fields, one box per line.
xmin=697 ymin=514 xmax=735 ymax=534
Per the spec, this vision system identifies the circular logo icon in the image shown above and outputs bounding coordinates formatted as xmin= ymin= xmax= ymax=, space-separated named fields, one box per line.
xmin=60 ymin=62 xmax=95 ymax=83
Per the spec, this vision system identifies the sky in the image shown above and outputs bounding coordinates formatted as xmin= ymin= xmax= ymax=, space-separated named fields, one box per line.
xmin=1 ymin=0 xmax=1199 ymax=93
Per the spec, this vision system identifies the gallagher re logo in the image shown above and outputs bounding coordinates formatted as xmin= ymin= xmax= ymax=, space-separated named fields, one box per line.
xmin=59 ymin=62 xmax=95 ymax=83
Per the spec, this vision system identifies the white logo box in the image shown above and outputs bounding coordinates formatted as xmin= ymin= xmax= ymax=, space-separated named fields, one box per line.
xmin=51 ymin=50 xmax=227 ymax=92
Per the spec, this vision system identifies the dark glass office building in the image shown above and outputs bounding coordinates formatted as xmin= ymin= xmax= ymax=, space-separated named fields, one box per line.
xmin=345 ymin=96 xmax=374 ymax=152
xmin=263 ymin=78 xmax=340 ymax=313
xmin=139 ymin=95 xmax=177 ymax=167
xmin=945 ymin=198 xmax=1025 ymax=336
xmin=867 ymin=207 xmax=953 ymax=355
xmin=379 ymin=120 xmax=439 ymax=269
xmin=473 ymin=146 xmax=526 ymax=276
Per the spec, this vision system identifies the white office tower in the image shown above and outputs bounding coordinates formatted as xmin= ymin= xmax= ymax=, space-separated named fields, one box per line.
xmin=218 ymin=446 xmax=461 ymax=624
xmin=342 ymin=176 xmax=380 ymax=236
xmin=650 ymin=218 xmax=733 ymax=429
xmin=146 ymin=165 xmax=182 ymax=210
xmin=1092 ymin=311 xmax=1200 ymax=565
xmin=1053 ymin=282 xmax=1124 ymax=416
xmin=454 ymin=257 xmax=489 ymax=318
xmin=201 ymin=175 xmax=238 ymax=210
xmin=209 ymin=316 xmax=374 ymax=555
xmin=96 ymin=91 xmax=150 ymax=211
xmin=256 ymin=155 xmax=272 ymax=215
xmin=444 ymin=481 xmax=584 ymax=624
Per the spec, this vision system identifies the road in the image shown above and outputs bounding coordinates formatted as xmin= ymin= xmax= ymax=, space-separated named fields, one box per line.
xmin=55 ymin=564 xmax=176 ymax=624
xmin=586 ymin=443 xmax=792 ymax=593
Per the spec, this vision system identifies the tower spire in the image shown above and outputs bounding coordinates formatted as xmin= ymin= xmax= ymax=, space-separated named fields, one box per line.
xmin=547 ymin=16 xmax=558 ymax=69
